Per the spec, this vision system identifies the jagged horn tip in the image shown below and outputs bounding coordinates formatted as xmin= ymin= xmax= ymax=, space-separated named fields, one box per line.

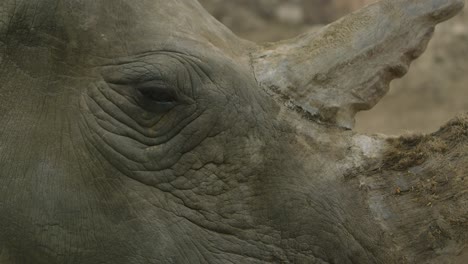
xmin=252 ymin=0 xmax=465 ymax=129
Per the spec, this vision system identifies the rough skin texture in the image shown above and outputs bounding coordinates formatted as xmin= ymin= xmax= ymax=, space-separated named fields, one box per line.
xmin=0 ymin=0 xmax=466 ymax=263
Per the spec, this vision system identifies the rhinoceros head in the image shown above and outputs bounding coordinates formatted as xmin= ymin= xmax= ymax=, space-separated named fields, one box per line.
xmin=0 ymin=0 xmax=466 ymax=263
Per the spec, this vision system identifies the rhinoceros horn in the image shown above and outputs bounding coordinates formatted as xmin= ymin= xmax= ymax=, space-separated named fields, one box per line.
xmin=252 ymin=0 xmax=464 ymax=129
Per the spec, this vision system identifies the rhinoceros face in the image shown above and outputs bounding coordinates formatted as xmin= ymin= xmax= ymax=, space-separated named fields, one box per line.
xmin=0 ymin=0 xmax=465 ymax=263
xmin=0 ymin=1 xmax=320 ymax=263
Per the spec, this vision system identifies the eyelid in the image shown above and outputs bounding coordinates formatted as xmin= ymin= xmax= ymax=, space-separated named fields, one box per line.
xmin=135 ymin=79 xmax=171 ymax=89
xmin=100 ymin=54 xmax=196 ymax=102
xmin=101 ymin=62 xmax=165 ymax=85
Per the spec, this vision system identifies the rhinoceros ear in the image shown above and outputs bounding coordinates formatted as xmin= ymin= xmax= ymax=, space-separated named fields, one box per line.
xmin=251 ymin=0 xmax=464 ymax=129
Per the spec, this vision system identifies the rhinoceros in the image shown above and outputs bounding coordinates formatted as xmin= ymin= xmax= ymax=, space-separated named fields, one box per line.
xmin=0 ymin=0 xmax=467 ymax=263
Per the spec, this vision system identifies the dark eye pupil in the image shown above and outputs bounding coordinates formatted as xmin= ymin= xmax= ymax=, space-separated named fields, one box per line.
xmin=139 ymin=87 xmax=176 ymax=103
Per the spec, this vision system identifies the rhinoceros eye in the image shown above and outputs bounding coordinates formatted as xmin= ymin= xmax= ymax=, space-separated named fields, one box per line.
xmin=136 ymin=80 xmax=178 ymax=104
xmin=131 ymin=80 xmax=182 ymax=113
xmin=138 ymin=86 xmax=177 ymax=104
xmin=139 ymin=88 xmax=175 ymax=103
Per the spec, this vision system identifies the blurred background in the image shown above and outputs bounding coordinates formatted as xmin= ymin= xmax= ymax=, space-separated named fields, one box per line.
xmin=199 ymin=0 xmax=468 ymax=135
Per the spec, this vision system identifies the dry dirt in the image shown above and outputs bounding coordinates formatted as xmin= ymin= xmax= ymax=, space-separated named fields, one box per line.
xmin=358 ymin=113 xmax=468 ymax=263
xmin=200 ymin=0 xmax=468 ymax=135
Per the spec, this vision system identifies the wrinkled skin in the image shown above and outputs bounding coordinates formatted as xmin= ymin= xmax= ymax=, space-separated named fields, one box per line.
xmin=0 ymin=0 xmax=466 ymax=263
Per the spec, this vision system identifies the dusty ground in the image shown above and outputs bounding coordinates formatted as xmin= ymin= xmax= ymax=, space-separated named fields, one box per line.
xmin=199 ymin=0 xmax=468 ymax=135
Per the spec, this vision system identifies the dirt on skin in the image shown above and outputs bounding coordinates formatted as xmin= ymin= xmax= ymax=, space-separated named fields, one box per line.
xmin=200 ymin=0 xmax=468 ymax=135
xmin=382 ymin=113 xmax=468 ymax=205
xmin=383 ymin=113 xmax=467 ymax=171
xmin=357 ymin=114 xmax=468 ymax=263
